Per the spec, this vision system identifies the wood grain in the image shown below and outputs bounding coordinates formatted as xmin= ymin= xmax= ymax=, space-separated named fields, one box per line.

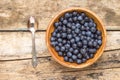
xmin=0 ymin=31 xmax=120 ymax=60
xmin=0 ymin=0 xmax=120 ymax=30
xmin=0 ymin=50 xmax=120 ymax=80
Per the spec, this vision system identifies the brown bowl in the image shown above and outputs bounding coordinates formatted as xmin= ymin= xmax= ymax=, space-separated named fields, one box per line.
xmin=46 ymin=8 xmax=106 ymax=68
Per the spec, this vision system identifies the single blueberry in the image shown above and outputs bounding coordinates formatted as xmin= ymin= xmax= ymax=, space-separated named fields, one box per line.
xmin=62 ymin=33 xmax=67 ymax=38
xmin=63 ymin=19 xmax=67 ymax=25
xmin=58 ymin=42 xmax=62 ymax=47
xmin=69 ymin=58 xmax=74 ymax=63
xmin=96 ymin=30 xmax=101 ymax=35
xmin=78 ymin=16 xmax=83 ymax=21
xmin=70 ymin=38 xmax=75 ymax=43
xmin=69 ymin=48 xmax=74 ymax=52
xmin=73 ymin=17 xmax=77 ymax=21
xmin=58 ymin=52 xmax=63 ymax=56
xmin=88 ymin=49 xmax=96 ymax=54
xmin=75 ymin=37 xmax=80 ymax=42
xmin=56 ymin=33 xmax=61 ymax=38
xmin=82 ymin=58 xmax=87 ymax=63
xmin=88 ymin=22 xmax=93 ymax=27
xmin=80 ymin=20 xmax=85 ymax=25
xmin=82 ymin=40 xmax=87 ymax=45
xmin=51 ymin=42 xmax=56 ymax=47
xmin=67 ymin=52 xmax=72 ymax=57
xmin=84 ymin=22 xmax=88 ymax=27
xmin=64 ymin=13 xmax=70 ymax=18
xmin=77 ymin=53 xmax=82 ymax=59
xmin=52 ymin=32 xmax=56 ymax=37
xmin=62 ymin=26 xmax=66 ymax=32
xmin=61 ymin=46 xmax=65 ymax=52
xmin=65 ymin=44 xmax=70 ymax=49
xmin=93 ymin=41 xmax=97 ymax=47
xmin=97 ymin=40 xmax=102 ymax=45
xmin=68 ymin=18 xmax=73 ymax=22
xmin=89 ymin=18 xmax=94 ymax=22
xmin=57 ymin=26 xmax=62 ymax=31
xmin=67 ymin=23 xmax=72 ymax=28
xmin=75 ymin=28 xmax=80 ymax=34
xmin=50 ymin=37 xmax=56 ymax=41
xmin=71 ymin=25 xmax=76 ymax=30
xmin=88 ymin=41 xmax=93 ymax=47
xmin=62 ymin=40 xmax=67 ymax=44
xmin=80 ymin=49 xmax=86 ymax=54
xmin=98 ymin=36 xmax=102 ymax=40
xmin=67 ymin=34 xmax=72 ymax=39
xmin=54 ymin=22 xmax=59 ymax=27
xmin=72 ymin=43 xmax=77 ymax=49
xmin=73 ymin=49 xmax=79 ymax=54
xmin=86 ymin=31 xmax=92 ymax=36
xmin=64 ymin=56 xmax=69 ymax=61
xmin=55 ymin=46 xmax=60 ymax=51
xmin=81 ymin=26 xmax=85 ymax=31
xmin=77 ymin=59 xmax=82 ymax=64
xmin=84 ymin=17 xmax=89 ymax=22
xmin=82 ymin=31 xmax=86 ymax=35
xmin=72 ymin=11 xmax=78 ymax=16
xmin=91 ymin=27 xmax=96 ymax=33
xmin=72 ymin=55 xmax=77 ymax=60
xmin=57 ymin=38 xmax=62 ymax=42
xmin=90 ymin=54 xmax=94 ymax=58
xmin=58 ymin=22 xmax=62 ymax=26
xmin=76 ymin=23 xmax=81 ymax=28
xmin=67 ymin=28 xmax=72 ymax=33
xmin=59 ymin=17 xmax=64 ymax=22
xmin=77 ymin=42 xmax=82 ymax=47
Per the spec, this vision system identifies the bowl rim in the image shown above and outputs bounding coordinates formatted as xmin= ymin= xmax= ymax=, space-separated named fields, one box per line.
xmin=46 ymin=7 xmax=107 ymax=68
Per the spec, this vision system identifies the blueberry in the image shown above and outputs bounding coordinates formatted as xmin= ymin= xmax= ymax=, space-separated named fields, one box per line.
xmin=57 ymin=26 xmax=62 ymax=31
xmin=96 ymin=30 xmax=101 ymax=35
xmin=52 ymin=32 xmax=56 ymax=37
xmin=77 ymin=42 xmax=82 ymax=47
xmin=84 ymin=22 xmax=88 ymax=27
xmin=67 ymin=23 xmax=72 ymax=27
xmin=75 ymin=28 xmax=80 ymax=34
xmin=65 ymin=44 xmax=70 ymax=49
xmin=58 ymin=42 xmax=62 ymax=47
xmin=76 ymin=23 xmax=81 ymax=28
xmin=77 ymin=53 xmax=82 ymax=58
xmin=63 ymin=40 xmax=66 ymax=44
xmin=50 ymin=37 xmax=56 ymax=41
xmin=98 ymin=36 xmax=102 ymax=40
xmin=80 ymin=35 xmax=84 ymax=40
xmin=56 ymin=33 xmax=61 ymax=38
xmin=90 ymin=34 xmax=94 ymax=38
xmin=55 ymin=46 xmax=60 ymax=51
xmin=97 ymin=40 xmax=102 ymax=45
xmin=73 ymin=17 xmax=77 ymax=21
xmin=57 ymin=38 xmax=62 ymax=42
xmin=96 ymin=45 xmax=100 ymax=49
xmin=87 ymin=37 xmax=91 ymax=41
xmin=89 ymin=18 xmax=94 ymax=22
xmin=85 ymin=27 xmax=90 ymax=31
xmin=78 ymin=16 xmax=83 ymax=21
xmin=72 ymin=55 xmax=77 ymax=60
xmin=67 ymin=34 xmax=72 ymax=39
xmin=63 ymin=19 xmax=67 ymax=25
xmin=93 ymin=23 xmax=97 ymax=27
xmin=80 ymin=49 xmax=86 ymax=54
xmin=62 ymin=26 xmax=66 ymax=32
xmin=69 ymin=48 xmax=73 ymax=52
xmin=84 ymin=17 xmax=89 ymax=22
xmin=72 ymin=23 xmax=75 ymax=26
xmin=81 ymin=26 xmax=85 ymax=30
xmin=51 ymin=42 xmax=56 ymax=47
xmin=67 ymin=28 xmax=72 ymax=33
xmin=88 ymin=41 xmax=93 ymax=47
xmin=83 ymin=45 xmax=87 ymax=49
xmin=69 ymin=58 xmax=74 ymax=63
xmin=82 ymin=40 xmax=87 ymax=45
xmin=71 ymin=25 xmax=76 ymax=30
xmin=80 ymin=20 xmax=85 ymax=25
xmin=75 ymin=37 xmax=80 ymax=42
xmin=64 ymin=56 xmax=69 ymax=61
xmin=88 ymin=22 xmax=93 ymax=27
xmin=65 ymin=13 xmax=70 ymax=18
xmin=82 ymin=58 xmax=87 ymax=63
xmin=68 ymin=18 xmax=73 ymax=22
xmin=62 ymin=33 xmax=67 ymax=38
xmin=58 ymin=52 xmax=63 ymax=56
xmin=59 ymin=17 xmax=64 ymax=22
xmin=90 ymin=54 xmax=94 ymax=58
xmin=67 ymin=52 xmax=72 ymax=57
xmin=58 ymin=22 xmax=62 ymax=26
xmin=54 ymin=22 xmax=59 ymax=27
xmin=91 ymin=27 xmax=96 ymax=33
xmin=88 ymin=49 xmax=96 ymax=54
xmin=61 ymin=46 xmax=65 ymax=52
xmin=72 ymin=43 xmax=77 ymax=49
xmin=93 ymin=41 xmax=97 ymax=47
xmin=85 ymin=54 xmax=90 ymax=59
xmin=77 ymin=59 xmax=82 ymax=64
xmin=73 ymin=33 xmax=77 ymax=37
xmin=82 ymin=31 xmax=86 ymax=35
xmin=70 ymin=38 xmax=75 ymax=43
xmin=73 ymin=49 xmax=79 ymax=54
xmin=73 ymin=11 xmax=78 ymax=16
xmin=86 ymin=31 xmax=91 ymax=36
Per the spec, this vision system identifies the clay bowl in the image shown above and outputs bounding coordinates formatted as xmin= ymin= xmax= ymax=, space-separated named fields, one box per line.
xmin=46 ymin=8 xmax=106 ymax=68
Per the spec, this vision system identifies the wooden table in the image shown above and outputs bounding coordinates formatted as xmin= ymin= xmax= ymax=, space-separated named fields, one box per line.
xmin=0 ymin=0 xmax=120 ymax=80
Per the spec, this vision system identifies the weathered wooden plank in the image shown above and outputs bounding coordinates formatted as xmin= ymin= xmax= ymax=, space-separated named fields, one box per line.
xmin=0 ymin=50 xmax=120 ymax=75
xmin=0 ymin=65 xmax=119 ymax=80
xmin=0 ymin=31 xmax=120 ymax=60
xmin=0 ymin=0 xmax=120 ymax=30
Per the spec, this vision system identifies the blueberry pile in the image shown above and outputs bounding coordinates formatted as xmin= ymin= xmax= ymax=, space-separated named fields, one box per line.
xmin=50 ymin=11 xmax=102 ymax=64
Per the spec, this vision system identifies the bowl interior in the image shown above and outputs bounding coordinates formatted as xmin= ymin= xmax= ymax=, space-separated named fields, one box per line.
xmin=46 ymin=8 xmax=106 ymax=68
